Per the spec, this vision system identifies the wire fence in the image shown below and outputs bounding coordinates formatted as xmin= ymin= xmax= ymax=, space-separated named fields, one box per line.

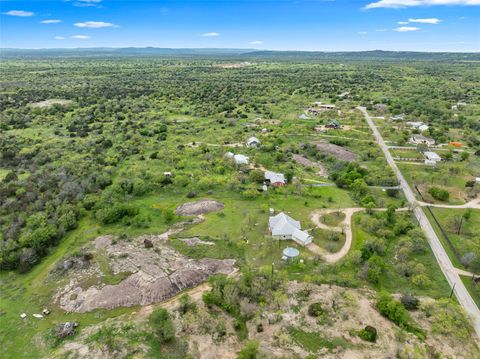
xmin=414 ymin=184 xmax=463 ymax=265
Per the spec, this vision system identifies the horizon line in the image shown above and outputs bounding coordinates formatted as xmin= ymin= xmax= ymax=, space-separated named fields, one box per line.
xmin=1 ymin=47 xmax=479 ymax=54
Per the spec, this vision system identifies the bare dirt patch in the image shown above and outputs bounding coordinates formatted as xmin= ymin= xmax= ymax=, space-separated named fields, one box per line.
xmin=56 ymin=281 xmax=480 ymax=359
xmin=29 ymin=99 xmax=73 ymax=108
xmin=175 ymin=199 xmax=224 ymax=216
xmin=315 ymin=141 xmax=358 ymax=162
xmin=54 ymin=234 xmax=235 ymax=312
xmin=179 ymin=237 xmax=215 ymax=246
xmin=292 ymin=154 xmax=328 ymax=177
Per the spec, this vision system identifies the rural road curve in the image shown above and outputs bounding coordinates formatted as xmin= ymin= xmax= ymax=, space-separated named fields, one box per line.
xmin=308 ymin=207 xmax=409 ymax=263
xmin=308 ymin=208 xmax=364 ymax=263
xmin=358 ymin=106 xmax=480 ymax=339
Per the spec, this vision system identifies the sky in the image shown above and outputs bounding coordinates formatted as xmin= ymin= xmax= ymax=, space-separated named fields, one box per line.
xmin=0 ymin=0 xmax=479 ymax=51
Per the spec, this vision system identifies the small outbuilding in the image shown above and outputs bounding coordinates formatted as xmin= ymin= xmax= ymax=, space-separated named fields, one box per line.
xmin=325 ymin=119 xmax=341 ymax=129
xmin=424 ymin=151 xmax=441 ymax=162
xmin=246 ymin=136 xmax=261 ymax=147
xmin=234 ymin=154 xmax=249 ymax=165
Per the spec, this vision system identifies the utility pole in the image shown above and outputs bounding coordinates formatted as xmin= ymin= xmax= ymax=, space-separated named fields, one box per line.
xmin=450 ymin=283 xmax=456 ymax=298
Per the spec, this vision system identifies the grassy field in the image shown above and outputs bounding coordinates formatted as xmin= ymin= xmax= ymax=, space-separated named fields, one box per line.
xmin=425 ymin=208 xmax=480 ymax=268
xmin=398 ymin=161 xmax=478 ymax=205
xmin=461 ymin=276 xmax=480 ymax=309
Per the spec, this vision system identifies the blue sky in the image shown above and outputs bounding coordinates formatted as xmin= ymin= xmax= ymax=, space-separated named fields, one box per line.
xmin=1 ymin=0 xmax=479 ymax=51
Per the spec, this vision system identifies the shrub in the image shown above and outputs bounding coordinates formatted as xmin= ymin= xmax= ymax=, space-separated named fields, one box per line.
xmin=376 ymin=293 xmax=425 ymax=339
xmin=307 ymin=302 xmax=324 ymax=317
xmin=95 ymin=204 xmax=139 ymax=224
xmin=358 ymin=325 xmax=377 ymax=342
xmin=237 ymin=340 xmax=259 ymax=359
xmin=149 ymin=308 xmax=175 ymax=343
xmin=428 ymin=187 xmax=449 ymax=201
xmin=401 ymin=294 xmax=420 ymax=311
xmin=178 ymin=294 xmax=197 ymax=315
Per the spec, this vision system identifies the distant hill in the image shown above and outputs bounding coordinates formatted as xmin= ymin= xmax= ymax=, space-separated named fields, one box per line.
xmin=1 ymin=47 xmax=479 ymax=62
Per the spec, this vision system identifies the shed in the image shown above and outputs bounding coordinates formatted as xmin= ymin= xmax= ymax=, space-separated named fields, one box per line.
xmin=326 ymin=119 xmax=341 ymax=129
xmin=246 ymin=136 xmax=261 ymax=147
xmin=233 ymin=154 xmax=249 ymax=165
xmin=424 ymin=151 xmax=441 ymax=162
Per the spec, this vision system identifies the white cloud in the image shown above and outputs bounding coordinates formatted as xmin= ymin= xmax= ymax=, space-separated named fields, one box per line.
xmin=41 ymin=19 xmax=62 ymax=24
xmin=365 ymin=0 xmax=480 ymax=10
xmin=408 ymin=17 xmax=441 ymax=23
xmin=200 ymin=32 xmax=220 ymax=37
xmin=71 ymin=35 xmax=90 ymax=39
xmin=398 ymin=21 xmax=409 ymax=24
xmin=250 ymin=40 xmax=264 ymax=45
xmin=73 ymin=0 xmax=102 ymax=7
xmin=74 ymin=21 xmax=118 ymax=28
xmin=2 ymin=10 xmax=34 ymax=17
xmin=357 ymin=31 xmax=368 ymax=35
xmin=394 ymin=26 xmax=421 ymax=32
xmin=54 ymin=36 xmax=65 ymax=40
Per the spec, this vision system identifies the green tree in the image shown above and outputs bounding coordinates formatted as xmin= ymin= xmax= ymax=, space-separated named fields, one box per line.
xmin=149 ymin=308 xmax=175 ymax=343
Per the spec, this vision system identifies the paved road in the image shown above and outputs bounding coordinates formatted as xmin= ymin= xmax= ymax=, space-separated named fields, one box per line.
xmin=418 ymin=198 xmax=480 ymax=210
xmin=358 ymin=106 xmax=480 ymax=339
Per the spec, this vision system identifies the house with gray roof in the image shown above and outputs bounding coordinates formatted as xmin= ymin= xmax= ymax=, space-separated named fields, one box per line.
xmin=246 ymin=136 xmax=261 ymax=147
xmin=269 ymin=212 xmax=312 ymax=246
xmin=265 ymin=171 xmax=286 ymax=186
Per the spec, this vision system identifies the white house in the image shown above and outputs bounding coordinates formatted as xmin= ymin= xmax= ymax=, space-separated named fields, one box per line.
xmin=233 ymin=154 xmax=249 ymax=165
xmin=424 ymin=151 xmax=441 ymax=162
xmin=225 ymin=151 xmax=235 ymax=158
xmin=391 ymin=114 xmax=405 ymax=122
xmin=246 ymin=136 xmax=261 ymax=147
xmin=269 ymin=212 xmax=312 ymax=246
xmin=410 ymin=135 xmax=435 ymax=146
xmin=265 ymin=171 xmax=286 ymax=186
xmin=476 ymin=177 xmax=480 ymax=184
xmin=418 ymin=124 xmax=429 ymax=132
xmin=406 ymin=121 xmax=424 ymax=129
